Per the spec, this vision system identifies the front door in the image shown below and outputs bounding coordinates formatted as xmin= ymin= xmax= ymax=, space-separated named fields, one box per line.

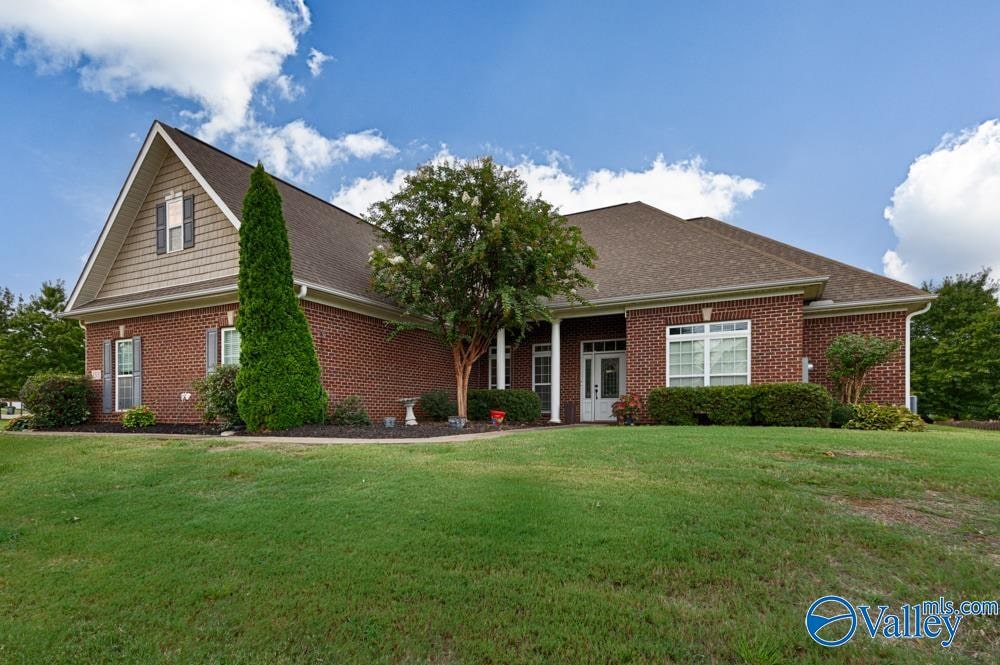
xmin=581 ymin=341 xmax=626 ymax=422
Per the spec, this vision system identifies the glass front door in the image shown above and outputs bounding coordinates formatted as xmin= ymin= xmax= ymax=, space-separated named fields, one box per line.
xmin=580 ymin=340 xmax=626 ymax=421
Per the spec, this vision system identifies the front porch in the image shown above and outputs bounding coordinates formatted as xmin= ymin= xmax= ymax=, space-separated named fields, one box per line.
xmin=471 ymin=314 xmax=628 ymax=423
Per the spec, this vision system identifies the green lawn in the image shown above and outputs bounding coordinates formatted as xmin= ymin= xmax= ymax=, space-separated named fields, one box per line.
xmin=0 ymin=426 xmax=997 ymax=664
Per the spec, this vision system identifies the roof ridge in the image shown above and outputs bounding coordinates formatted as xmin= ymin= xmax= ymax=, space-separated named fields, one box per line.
xmin=562 ymin=201 xmax=637 ymax=217
xmin=689 ymin=215 xmax=926 ymax=295
xmin=157 ymin=121 xmax=372 ymax=227
xmin=632 ymin=202 xmax=825 ymax=280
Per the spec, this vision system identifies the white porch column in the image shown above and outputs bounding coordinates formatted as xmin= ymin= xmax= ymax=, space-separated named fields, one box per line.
xmin=549 ymin=319 xmax=561 ymax=423
xmin=495 ymin=328 xmax=506 ymax=390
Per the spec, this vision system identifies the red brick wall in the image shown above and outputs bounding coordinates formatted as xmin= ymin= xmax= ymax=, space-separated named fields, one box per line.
xmin=85 ymin=300 xmax=456 ymax=424
xmin=303 ymin=300 xmax=455 ymax=420
xmin=85 ymin=305 xmax=236 ymax=423
xmin=803 ymin=312 xmax=907 ymax=405
xmin=625 ymin=295 xmax=805 ymax=401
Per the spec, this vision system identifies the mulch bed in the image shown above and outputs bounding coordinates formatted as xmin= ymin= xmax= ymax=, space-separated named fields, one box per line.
xmin=234 ymin=420 xmax=560 ymax=439
xmin=35 ymin=420 xmax=562 ymax=439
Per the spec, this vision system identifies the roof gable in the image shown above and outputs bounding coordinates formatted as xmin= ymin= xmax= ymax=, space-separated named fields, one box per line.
xmin=66 ymin=122 xmax=241 ymax=311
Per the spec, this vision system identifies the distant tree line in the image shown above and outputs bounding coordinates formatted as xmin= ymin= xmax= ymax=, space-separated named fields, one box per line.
xmin=911 ymin=269 xmax=1000 ymax=420
xmin=0 ymin=281 xmax=84 ymax=399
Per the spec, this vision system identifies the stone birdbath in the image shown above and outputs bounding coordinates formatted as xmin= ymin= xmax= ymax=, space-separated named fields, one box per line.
xmin=398 ymin=397 xmax=419 ymax=426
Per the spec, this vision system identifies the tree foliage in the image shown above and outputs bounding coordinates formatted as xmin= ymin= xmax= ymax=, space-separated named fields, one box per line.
xmin=825 ymin=333 xmax=901 ymax=404
xmin=235 ymin=164 xmax=327 ymax=431
xmin=366 ymin=157 xmax=596 ymax=417
xmin=912 ymin=269 xmax=1000 ymax=419
xmin=0 ymin=281 xmax=83 ymax=399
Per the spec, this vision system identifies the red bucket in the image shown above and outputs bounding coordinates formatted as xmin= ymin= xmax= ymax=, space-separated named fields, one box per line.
xmin=489 ymin=409 xmax=506 ymax=426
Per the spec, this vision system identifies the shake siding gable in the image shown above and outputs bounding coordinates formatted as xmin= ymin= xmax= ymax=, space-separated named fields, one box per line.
xmin=96 ymin=151 xmax=239 ymax=300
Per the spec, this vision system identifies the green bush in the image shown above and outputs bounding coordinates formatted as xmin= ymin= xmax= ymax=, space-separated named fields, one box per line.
xmin=467 ymin=389 xmax=541 ymax=422
xmin=752 ymin=383 xmax=832 ymax=428
xmin=830 ymin=402 xmax=858 ymax=429
xmin=19 ymin=373 xmax=89 ymax=427
xmin=236 ymin=164 xmax=327 ymax=432
xmin=646 ymin=385 xmax=756 ymax=425
xmin=193 ymin=364 xmax=242 ymax=429
xmin=419 ymin=389 xmax=455 ymax=420
xmin=647 ymin=383 xmax=833 ymax=427
xmin=121 ymin=405 xmax=156 ymax=429
xmin=845 ymin=403 xmax=926 ymax=431
xmin=330 ymin=395 xmax=371 ymax=427
xmin=5 ymin=416 xmax=34 ymax=431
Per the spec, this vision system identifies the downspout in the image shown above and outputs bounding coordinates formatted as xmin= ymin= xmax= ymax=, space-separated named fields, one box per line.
xmin=905 ymin=302 xmax=932 ymax=411
xmin=297 ymin=284 xmax=308 ymax=299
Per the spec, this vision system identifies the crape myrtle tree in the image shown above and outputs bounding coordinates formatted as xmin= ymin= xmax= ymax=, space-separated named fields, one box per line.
xmin=236 ymin=164 xmax=327 ymax=431
xmin=825 ymin=333 xmax=902 ymax=404
xmin=366 ymin=157 xmax=596 ymax=419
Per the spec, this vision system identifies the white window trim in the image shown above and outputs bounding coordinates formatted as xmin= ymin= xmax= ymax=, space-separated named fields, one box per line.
xmin=532 ymin=343 xmax=552 ymax=414
xmin=488 ymin=345 xmax=512 ymax=390
xmin=115 ymin=338 xmax=133 ymax=412
xmin=665 ymin=320 xmax=752 ymax=387
xmin=221 ymin=327 xmax=240 ymax=366
xmin=165 ymin=192 xmax=184 ymax=253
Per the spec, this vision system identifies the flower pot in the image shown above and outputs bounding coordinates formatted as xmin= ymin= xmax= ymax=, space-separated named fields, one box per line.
xmin=625 ymin=415 xmax=635 ymax=426
xmin=489 ymin=409 xmax=506 ymax=426
xmin=448 ymin=416 xmax=467 ymax=429
xmin=383 ymin=417 xmax=396 ymax=428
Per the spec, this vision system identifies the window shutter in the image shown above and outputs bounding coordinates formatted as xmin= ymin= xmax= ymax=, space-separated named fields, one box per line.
xmin=132 ymin=336 xmax=142 ymax=406
xmin=102 ymin=340 xmax=113 ymax=413
xmin=206 ymin=327 xmax=218 ymax=374
xmin=183 ymin=195 xmax=195 ymax=249
xmin=155 ymin=203 xmax=167 ymax=255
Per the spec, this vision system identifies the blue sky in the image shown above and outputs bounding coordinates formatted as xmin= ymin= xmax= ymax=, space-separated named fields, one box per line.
xmin=2 ymin=1 xmax=999 ymax=298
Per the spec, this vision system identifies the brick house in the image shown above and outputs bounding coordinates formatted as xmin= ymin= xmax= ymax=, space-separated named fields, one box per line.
xmin=62 ymin=121 xmax=934 ymax=424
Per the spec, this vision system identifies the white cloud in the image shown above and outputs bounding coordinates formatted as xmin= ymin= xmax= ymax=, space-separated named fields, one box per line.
xmin=883 ymin=119 xmax=1000 ymax=283
xmin=306 ymin=47 xmax=332 ymax=77
xmin=0 ymin=1 xmax=395 ymax=182
xmin=332 ymin=151 xmax=762 ymax=217
xmin=235 ymin=120 xmax=398 ymax=182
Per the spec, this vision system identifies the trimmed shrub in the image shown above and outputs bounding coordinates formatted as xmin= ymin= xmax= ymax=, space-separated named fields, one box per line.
xmin=467 ymin=389 xmax=541 ymax=422
xmin=752 ymin=383 xmax=832 ymax=428
xmin=193 ymin=364 xmax=242 ymax=429
xmin=419 ymin=389 xmax=455 ymax=420
xmin=236 ymin=164 xmax=327 ymax=432
xmin=845 ymin=403 xmax=926 ymax=431
xmin=19 ymin=373 xmax=89 ymax=427
xmin=647 ymin=385 xmax=755 ymax=425
xmin=648 ymin=383 xmax=833 ymax=427
xmin=330 ymin=395 xmax=371 ymax=427
xmin=121 ymin=405 xmax=156 ymax=429
xmin=830 ymin=402 xmax=857 ymax=429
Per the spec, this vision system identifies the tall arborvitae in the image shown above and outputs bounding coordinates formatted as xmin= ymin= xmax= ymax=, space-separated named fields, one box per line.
xmin=236 ymin=164 xmax=327 ymax=431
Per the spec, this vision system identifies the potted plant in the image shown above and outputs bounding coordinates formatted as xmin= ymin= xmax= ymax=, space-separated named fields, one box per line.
xmin=611 ymin=392 xmax=642 ymax=425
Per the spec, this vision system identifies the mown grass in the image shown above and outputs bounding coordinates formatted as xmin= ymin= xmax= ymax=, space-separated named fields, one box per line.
xmin=0 ymin=426 xmax=996 ymax=664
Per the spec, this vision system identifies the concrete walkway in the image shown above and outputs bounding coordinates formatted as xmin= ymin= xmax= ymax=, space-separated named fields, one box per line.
xmin=3 ymin=423 xmax=599 ymax=446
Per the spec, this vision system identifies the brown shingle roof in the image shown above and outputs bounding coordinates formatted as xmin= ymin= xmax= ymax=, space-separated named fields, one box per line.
xmin=559 ymin=202 xmax=823 ymax=303
xmin=686 ymin=214 xmax=928 ymax=302
xmin=156 ymin=125 xmax=926 ymax=311
xmin=160 ymin=124 xmax=389 ymax=305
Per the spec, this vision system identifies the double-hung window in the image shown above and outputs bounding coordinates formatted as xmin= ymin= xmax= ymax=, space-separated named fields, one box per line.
xmin=488 ymin=346 xmax=511 ymax=389
xmin=667 ymin=321 xmax=750 ymax=387
xmin=221 ymin=327 xmax=241 ymax=366
xmin=532 ymin=344 xmax=552 ymax=413
xmin=116 ymin=339 xmax=135 ymax=411
xmin=165 ymin=194 xmax=184 ymax=253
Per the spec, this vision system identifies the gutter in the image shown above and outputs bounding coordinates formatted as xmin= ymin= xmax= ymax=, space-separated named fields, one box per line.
xmin=60 ymin=283 xmax=238 ymax=319
xmin=549 ymin=275 xmax=830 ymax=312
xmin=905 ymin=301 xmax=933 ymax=411
xmin=803 ymin=294 xmax=935 ymax=314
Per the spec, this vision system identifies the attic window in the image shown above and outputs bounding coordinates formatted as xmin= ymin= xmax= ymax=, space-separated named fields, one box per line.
xmin=166 ymin=194 xmax=184 ymax=253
